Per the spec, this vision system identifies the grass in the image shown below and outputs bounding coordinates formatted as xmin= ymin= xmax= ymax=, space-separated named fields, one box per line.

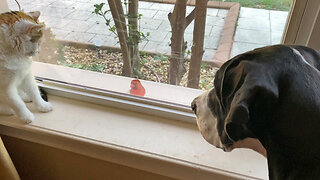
xmin=214 ymin=0 xmax=292 ymax=11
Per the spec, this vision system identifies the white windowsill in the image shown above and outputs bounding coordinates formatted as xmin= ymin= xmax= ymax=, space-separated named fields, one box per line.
xmin=0 ymin=62 xmax=268 ymax=179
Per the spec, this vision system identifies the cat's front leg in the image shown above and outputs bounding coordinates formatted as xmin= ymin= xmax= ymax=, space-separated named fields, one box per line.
xmin=18 ymin=89 xmax=32 ymax=103
xmin=22 ymin=73 xmax=53 ymax=113
xmin=3 ymin=86 xmax=34 ymax=123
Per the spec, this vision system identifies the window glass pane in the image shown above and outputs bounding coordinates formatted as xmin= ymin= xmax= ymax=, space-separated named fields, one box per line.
xmin=3 ymin=0 xmax=293 ymax=106
xmin=227 ymin=0 xmax=293 ymax=57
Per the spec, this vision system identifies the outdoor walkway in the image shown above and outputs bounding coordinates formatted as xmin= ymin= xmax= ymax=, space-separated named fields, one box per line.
xmin=231 ymin=7 xmax=288 ymax=57
xmin=7 ymin=0 xmax=288 ymax=61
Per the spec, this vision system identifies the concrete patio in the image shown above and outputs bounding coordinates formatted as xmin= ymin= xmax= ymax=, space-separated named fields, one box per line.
xmin=7 ymin=0 xmax=288 ymax=62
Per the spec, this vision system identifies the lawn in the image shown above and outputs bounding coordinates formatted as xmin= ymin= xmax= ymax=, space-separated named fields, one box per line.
xmin=215 ymin=0 xmax=292 ymax=11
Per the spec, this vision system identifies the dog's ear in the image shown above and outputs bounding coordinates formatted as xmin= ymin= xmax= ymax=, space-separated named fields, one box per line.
xmin=224 ymin=103 xmax=251 ymax=142
xmin=217 ymin=60 xmax=279 ymax=142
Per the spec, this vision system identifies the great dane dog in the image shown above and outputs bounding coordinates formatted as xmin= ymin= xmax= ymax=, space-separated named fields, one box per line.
xmin=192 ymin=45 xmax=320 ymax=179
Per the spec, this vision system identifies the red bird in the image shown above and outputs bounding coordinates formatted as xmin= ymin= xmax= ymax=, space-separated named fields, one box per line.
xmin=130 ymin=79 xmax=146 ymax=96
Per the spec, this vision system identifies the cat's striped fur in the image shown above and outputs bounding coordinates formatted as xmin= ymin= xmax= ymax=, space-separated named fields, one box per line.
xmin=0 ymin=11 xmax=37 ymax=25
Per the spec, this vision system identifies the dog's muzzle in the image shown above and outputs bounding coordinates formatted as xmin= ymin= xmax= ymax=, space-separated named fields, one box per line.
xmin=191 ymin=92 xmax=224 ymax=149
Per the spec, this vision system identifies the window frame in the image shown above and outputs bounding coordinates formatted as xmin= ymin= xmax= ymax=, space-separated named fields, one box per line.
xmin=3 ymin=0 xmax=318 ymax=124
xmin=3 ymin=0 xmax=317 ymax=179
xmin=1 ymin=0 xmax=316 ymax=134
xmin=282 ymin=0 xmax=320 ymax=50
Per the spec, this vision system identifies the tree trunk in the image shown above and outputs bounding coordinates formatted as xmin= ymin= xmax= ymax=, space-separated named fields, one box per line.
xmin=187 ymin=0 xmax=208 ymax=88
xmin=128 ymin=0 xmax=140 ymax=77
xmin=108 ymin=0 xmax=132 ymax=77
xmin=168 ymin=0 xmax=187 ymax=85
xmin=168 ymin=2 xmax=196 ymax=85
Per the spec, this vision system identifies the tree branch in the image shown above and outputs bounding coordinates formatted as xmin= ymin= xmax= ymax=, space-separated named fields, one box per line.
xmin=143 ymin=64 xmax=160 ymax=82
xmin=185 ymin=8 xmax=195 ymax=28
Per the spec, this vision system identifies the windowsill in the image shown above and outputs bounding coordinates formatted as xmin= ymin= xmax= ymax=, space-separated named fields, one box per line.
xmin=0 ymin=62 xmax=268 ymax=179
xmin=0 ymin=95 xmax=268 ymax=179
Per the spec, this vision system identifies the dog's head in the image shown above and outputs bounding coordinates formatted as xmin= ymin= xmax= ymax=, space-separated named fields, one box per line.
xmin=192 ymin=48 xmax=280 ymax=153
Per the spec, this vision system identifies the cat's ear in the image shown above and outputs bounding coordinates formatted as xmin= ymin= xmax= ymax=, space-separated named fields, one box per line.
xmin=14 ymin=21 xmax=44 ymax=35
xmin=25 ymin=23 xmax=43 ymax=34
xmin=28 ymin=11 xmax=40 ymax=22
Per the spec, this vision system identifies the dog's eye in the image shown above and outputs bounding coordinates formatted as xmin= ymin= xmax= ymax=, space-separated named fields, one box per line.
xmin=191 ymin=103 xmax=197 ymax=113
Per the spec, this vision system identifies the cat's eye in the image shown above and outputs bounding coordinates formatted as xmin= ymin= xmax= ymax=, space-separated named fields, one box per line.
xmin=30 ymin=30 xmax=42 ymax=43
xmin=30 ymin=35 xmax=40 ymax=42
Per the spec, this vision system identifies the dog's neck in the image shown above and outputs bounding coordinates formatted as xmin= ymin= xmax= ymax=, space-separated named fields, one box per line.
xmin=230 ymin=138 xmax=267 ymax=157
xmin=263 ymin=131 xmax=320 ymax=179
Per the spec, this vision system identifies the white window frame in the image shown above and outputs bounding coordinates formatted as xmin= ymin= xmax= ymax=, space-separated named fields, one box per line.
xmin=282 ymin=0 xmax=320 ymax=50
xmin=1 ymin=0 xmax=319 ymax=179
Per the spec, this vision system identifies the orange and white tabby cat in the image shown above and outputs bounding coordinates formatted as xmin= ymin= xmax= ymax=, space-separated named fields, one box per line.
xmin=0 ymin=11 xmax=52 ymax=123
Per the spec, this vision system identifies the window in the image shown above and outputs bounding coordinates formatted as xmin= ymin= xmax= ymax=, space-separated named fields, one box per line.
xmin=2 ymin=0 xmax=319 ymax=179
xmin=2 ymin=0 xmax=319 ymax=120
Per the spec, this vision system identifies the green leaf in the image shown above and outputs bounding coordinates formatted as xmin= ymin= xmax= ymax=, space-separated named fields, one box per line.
xmin=93 ymin=3 xmax=105 ymax=14
xmin=109 ymin=26 xmax=116 ymax=32
xmin=98 ymin=3 xmax=105 ymax=10
xmin=105 ymin=19 xmax=111 ymax=26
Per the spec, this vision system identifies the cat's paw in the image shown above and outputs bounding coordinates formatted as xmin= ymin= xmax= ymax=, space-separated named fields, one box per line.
xmin=37 ymin=102 xmax=53 ymax=113
xmin=19 ymin=111 xmax=35 ymax=123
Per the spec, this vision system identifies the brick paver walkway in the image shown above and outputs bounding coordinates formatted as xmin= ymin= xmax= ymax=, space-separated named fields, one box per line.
xmin=231 ymin=7 xmax=288 ymax=57
xmin=7 ymin=0 xmax=288 ymax=61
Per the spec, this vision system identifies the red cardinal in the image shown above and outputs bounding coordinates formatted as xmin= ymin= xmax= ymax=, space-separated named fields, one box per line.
xmin=130 ymin=79 xmax=146 ymax=96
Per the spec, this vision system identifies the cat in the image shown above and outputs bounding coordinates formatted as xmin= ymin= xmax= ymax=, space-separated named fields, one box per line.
xmin=0 ymin=11 xmax=52 ymax=123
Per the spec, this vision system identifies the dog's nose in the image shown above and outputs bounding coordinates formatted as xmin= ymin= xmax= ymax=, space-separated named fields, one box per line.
xmin=191 ymin=100 xmax=197 ymax=114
